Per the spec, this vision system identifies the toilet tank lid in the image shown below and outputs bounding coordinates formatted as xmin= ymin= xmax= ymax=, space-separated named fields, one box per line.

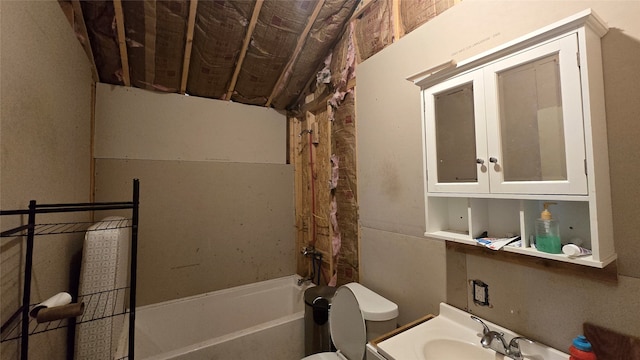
xmin=343 ymin=283 xmax=399 ymax=321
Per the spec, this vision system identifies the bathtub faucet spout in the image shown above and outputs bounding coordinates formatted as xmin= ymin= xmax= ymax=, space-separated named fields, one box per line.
xmin=297 ymin=277 xmax=313 ymax=286
xmin=300 ymin=246 xmax=323 ymax=285
xmin=301 ymin=247 xmax=322 ymax=259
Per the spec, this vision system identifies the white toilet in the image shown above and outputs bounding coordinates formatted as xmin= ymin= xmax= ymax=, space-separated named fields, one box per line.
xmin=303 ymin=282 xmax=398 ymax=360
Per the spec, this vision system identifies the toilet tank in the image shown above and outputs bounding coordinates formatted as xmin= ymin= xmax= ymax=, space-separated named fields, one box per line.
xmin=343 ymin=283 xmax=399 ymax=341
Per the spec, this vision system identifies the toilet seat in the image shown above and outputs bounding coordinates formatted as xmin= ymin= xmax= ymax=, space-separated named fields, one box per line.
xmin=302 ymin=353 xmax=344 ymax=360
xmin=302 ymin=286 xmax=366 ymax=360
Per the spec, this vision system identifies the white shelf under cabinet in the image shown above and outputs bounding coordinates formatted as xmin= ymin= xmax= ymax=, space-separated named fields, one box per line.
xmin=425 ymin=195 xmax=613 ymax=268
xmin=428 ymin=229 xmax=613 ymax=268
xmin=506 ymin=245 xmax=615 ymax=268
xmin=413 ymin=9 xmax=615 ymax=269
xmin=425 ymin=230 xmax=473 ymax=243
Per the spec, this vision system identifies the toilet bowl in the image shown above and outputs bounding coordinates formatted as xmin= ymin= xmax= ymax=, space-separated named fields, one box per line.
xmin=302 ymin=283 xmax=398 ymax=360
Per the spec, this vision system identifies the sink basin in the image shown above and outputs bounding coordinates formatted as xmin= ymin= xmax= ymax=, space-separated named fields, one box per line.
xmin=423 ymin=339 xmax=496 ymax=359
xmin=372 ymin=303 xmax=569 ymax=360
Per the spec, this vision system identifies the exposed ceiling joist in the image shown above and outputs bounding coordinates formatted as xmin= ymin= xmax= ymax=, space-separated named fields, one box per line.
xmin=113 ymin=0 xmax=130 ymax=86
xmin=265 ymin=0 xmax=326 ymax=108
xmin=225 ymin=0 xmax=264 ymax=101
xmin=67 ymin=0 xmax=375 ymax=110
xmin=392 ymin=0 xmax=403 ymax=39
xmin=350 ymin=0 xmax=374 ymax=20
xmin=180 ymin=0 xmax=198 ymax=94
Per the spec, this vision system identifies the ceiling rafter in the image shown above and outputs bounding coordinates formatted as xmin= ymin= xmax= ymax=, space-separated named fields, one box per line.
xmin=225 ymin=0 xmax=264 ymax=101
xmin=292 ymin=5 xmax=360 ymax=110
xmin=113 ymin=0 xmax=131 ymax=86
xmin=59 ymin=0 xmax=372 ymax=110
xmin=392 ymin=0 xmax=403 ymax=40
xmin=180 ymin=0 xmax=198 ymax=94
xmin=350 ymin=0 xmax=375 ymax=20
xmin=266 ymin=0 xmax=326 ymax=108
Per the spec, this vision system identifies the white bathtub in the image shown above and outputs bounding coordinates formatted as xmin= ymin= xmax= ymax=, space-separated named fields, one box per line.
xmin=132 ymin=275 xmax=313 ymax=360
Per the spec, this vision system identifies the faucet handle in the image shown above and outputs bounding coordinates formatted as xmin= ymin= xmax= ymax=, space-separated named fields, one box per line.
xmin=509 ymin=336 xmax=534 ymax=348
xmin=470 ymin=315 xmax=491 ymax=335
xmin=508 ymin=336 xmax=535 ymax=360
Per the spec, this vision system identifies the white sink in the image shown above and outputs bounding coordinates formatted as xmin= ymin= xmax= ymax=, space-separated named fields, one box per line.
xmin=374 ymin=303 xmax=569 ymax=360
xmin=422 ymin=339 xmax=497 ymax=359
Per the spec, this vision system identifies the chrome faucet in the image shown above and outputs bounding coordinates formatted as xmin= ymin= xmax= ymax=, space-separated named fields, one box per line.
xmin=470 ymin=316 xmax=534 ymax=360
xmin=481 ymin=330 xmax=509 ymax=350
xmin=507 ymin=336 xmax=535 ymax=360
xmin=471 ymin=315 xmax=490 ymax=335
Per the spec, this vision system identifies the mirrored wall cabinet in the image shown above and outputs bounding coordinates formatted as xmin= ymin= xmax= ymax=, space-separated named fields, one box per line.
xmin=409 ymin=9 xmax=615 ymax=268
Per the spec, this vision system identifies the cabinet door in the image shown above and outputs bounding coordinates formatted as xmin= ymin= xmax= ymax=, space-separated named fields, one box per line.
xmin=423 ymin=70 xmax=489 ymax=193
xmin=484 ymin=34 xmax=588 ymax=195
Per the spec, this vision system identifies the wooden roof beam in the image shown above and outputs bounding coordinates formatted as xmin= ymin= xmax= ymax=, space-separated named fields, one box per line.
xmin=266 ymin=0 xmax=326 ymax=108
xmin=350 ymin=0 xmax=374 ymax=20
xmin=225 ymin=0 xmax=264 ymax=100
xmin=179 ymin=0 xmax=198 ymax=94
xmin=392 ymin=0 xmax=403 ymax=40
xmin=113 ymin=0 xmax=131 ymax=86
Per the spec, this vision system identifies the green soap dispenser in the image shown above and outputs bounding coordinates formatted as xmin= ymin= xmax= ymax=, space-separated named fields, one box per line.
xmin=535 ymin=202 xmax=561 ymax=254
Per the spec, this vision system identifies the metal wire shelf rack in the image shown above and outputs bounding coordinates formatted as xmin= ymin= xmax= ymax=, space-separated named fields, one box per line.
xmin=0 ymin=179 xmax=139 ymax=360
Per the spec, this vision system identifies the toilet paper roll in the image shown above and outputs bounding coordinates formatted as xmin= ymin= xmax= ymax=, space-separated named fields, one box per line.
xmin=36 ymin=302 xmax=85 ymax=323
xmin=30 ymin=292 xmax=72 ymax=318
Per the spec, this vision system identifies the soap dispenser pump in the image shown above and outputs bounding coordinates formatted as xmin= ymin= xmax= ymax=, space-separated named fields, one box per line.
xmin=535 ymin=202 xmax=561 ymax=254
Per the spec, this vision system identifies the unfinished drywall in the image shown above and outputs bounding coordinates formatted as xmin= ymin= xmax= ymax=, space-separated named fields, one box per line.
xmin=356 ymin=20 xmax=445 ymax=320
xmin=94 ymin=84 xmax=286 ymax=164
xmin=359 ymin=228 xmax=446 ymax=325
xmin=93 ymin=159 xmax=294 ymax=306
xmin=356 ymin=0 xmax=640 ymax=351
xmin=0 ymin=1 xmax=93 ymax=359
xmin=93 ymin=86 xmax=294 ymax=305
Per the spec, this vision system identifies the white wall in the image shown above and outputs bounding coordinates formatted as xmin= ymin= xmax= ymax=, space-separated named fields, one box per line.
xmin=357 ymin=0 xmax=640 ymax=350
xmin=0 ymin=1 xmax=94 ymax=359
xmin=93 ymin=85 xmax=295 ymax=306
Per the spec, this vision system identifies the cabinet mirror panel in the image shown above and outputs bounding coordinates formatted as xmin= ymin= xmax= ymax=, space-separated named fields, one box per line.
xmin=434 ymin=82 xmax=477 ymax=183
xmin=497 ymin=54 xmax=567 ymax=182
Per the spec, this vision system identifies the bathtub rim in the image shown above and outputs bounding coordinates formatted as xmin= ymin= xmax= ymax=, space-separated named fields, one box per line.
xmin=133 ymin=274 xmax=314 ymax=360
xmin=142 ymin=310 xmax=304 ymax=360
xmin=137 ymin=274 xmax=309 ymax=312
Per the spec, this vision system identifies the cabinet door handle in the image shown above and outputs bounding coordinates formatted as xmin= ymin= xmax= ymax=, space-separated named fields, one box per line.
xmin=476 ymin=158 xmax=485 ymax=164
xmin=489 ymin=157 xmax=498 ymax=163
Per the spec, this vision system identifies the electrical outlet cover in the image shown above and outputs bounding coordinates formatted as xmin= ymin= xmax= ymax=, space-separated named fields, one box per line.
xmin=472 ymin=280 xmax=489 ymax=306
